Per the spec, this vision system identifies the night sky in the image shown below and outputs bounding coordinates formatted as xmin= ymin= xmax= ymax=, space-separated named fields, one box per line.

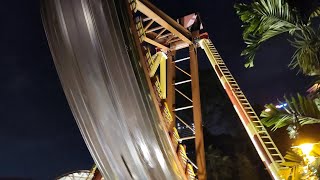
xmin=0 ymin=0 xmax=313 ymax=179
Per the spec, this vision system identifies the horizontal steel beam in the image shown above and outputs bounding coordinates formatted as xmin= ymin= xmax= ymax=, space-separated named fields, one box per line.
xmin=179 ymin=136 xmax=195 ymax=141
xmin=174 ymin=105 xmax=193 ymax=112
xmin=135 ymin=0 xmax=192 ymax=44
xmin=174 ymin=79 xmax=191 ymax=85
xmin=174 ymin=57 xmax=190 ymax=63
xmin=144 ymin=37 xmax=169 ymax=51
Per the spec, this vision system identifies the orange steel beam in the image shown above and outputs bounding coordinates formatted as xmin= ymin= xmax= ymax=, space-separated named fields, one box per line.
xmin=131 ymin=0 xmax=206 ymax=178
xmin=134 ymin=0 xmax=192 ymax=44
xmin=144 ymin=37 xmax=169 ymax=51
xmin=189 ymin=44 xmax=207 ymax=180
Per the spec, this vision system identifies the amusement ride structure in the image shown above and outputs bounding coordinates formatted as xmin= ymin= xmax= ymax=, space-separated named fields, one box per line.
xmin=41 ymin=0 xmax=290 ymax=179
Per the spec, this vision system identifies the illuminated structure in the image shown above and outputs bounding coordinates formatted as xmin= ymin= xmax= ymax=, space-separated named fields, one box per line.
xmin=43 ymin=0 xmax=289 ymax=179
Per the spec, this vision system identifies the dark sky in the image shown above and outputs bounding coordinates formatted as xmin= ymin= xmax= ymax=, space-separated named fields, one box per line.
xmin=0 ymin=0 xmax=313 ymax=179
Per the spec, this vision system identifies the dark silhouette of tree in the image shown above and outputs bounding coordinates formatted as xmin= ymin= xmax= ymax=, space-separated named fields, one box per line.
xmin=236 ymin=154 xmax=259 ymax=180
xmin=206 ymin=145 xmax=233 ymax=180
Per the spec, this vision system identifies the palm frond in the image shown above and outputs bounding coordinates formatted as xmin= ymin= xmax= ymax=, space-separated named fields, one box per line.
xmin=260 ymin=93 xmax=320 ymax=131
xmin=309 ymin=7 xmax=320 ymax=20
xmin=235 ymin=0 xmax=300 ymax=67
xmin=283 ymin=151 xmax=303 ymax=163
xmin=289 ymin=26 xmax=320 ymax=75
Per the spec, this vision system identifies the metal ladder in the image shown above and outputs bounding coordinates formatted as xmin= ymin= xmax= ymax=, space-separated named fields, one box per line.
xmin=200 ymin=38 xmax=285 ymax=178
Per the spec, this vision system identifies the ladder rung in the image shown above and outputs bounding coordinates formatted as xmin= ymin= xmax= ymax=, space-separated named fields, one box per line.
xmin=258 ymin=130 xmax=267 ymax=133
xmin=253 ymin=122 xmax=262 ymax=126
xmin=271 ymin=154 xmax=281 ymax=156
xmin=264 ymin=142 xmax=274 ymax=144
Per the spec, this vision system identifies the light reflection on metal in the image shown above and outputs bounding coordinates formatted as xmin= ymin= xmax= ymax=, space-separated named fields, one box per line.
xmin=174 ymin=105 xmax=193 ymax=112
xmin=174 ymin=57 xmax=190 ymax=63
xmin=174 ymin=79 xmax=192 ymax=86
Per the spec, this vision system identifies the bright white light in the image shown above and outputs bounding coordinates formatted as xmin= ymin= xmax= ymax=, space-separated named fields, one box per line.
xmin=299 ymin=143 xmax=314 ymax=155
xmin=275 ymin=103 xmax=287 ymax=108
xmin=265 ymin=108 xmax=271 ymax=112
xmin=307 ymin=156 xmax=316 ymax=163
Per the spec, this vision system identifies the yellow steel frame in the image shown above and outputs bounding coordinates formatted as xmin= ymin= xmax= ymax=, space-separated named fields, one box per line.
xmin=128 ymin=0 xmax=207 ymax=179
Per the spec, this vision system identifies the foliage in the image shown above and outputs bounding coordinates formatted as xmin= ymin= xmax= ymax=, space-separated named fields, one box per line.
xmin=280 ymin=142 xmax=320 ymax=179
xmin=235 ymin=0 xmax=300 ymax=68
xmin=235 ymin=0 xmax=320 ymax=75
xmin=260 ymin=94 xmax=320 ymax=138
xmin=206 ymin=145 xmax=233 ymax=180
xmin=290 ymin=26 xmax=320 ymax=75
xmin=236 ymin=154 xmax=259 ymax=180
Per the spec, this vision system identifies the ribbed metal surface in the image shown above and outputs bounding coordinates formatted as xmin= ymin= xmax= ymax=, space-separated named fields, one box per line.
xmin=41 ymin=0 xmax=183 ymax=179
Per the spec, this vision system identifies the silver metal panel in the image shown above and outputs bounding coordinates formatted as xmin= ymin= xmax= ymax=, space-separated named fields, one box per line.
xmin=41 ymin=0 xmax=183 ymax=179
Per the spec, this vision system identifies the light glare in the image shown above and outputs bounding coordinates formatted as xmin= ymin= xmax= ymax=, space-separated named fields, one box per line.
xmin=299 ymin=143 xmax=314 ymax=155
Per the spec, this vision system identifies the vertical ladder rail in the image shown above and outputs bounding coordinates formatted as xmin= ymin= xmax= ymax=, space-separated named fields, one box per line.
xmin=199 ymin=39 xmax=285 ymax=180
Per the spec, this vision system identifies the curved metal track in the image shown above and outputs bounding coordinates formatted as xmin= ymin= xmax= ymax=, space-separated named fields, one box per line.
xmin=41 ymin=0 xmax=184 ymax=179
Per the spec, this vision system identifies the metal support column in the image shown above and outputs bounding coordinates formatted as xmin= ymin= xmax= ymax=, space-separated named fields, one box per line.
xmin=167 ymin=51 xmax=176 ymax=134
xmin=189 ymin=44 xmax=206 ymax=180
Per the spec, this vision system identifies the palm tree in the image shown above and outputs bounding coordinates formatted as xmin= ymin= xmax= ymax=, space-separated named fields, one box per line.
xmin=235 ymin=0 xmax=320 ymax=75
xmin=260 ymin=94 xmax=320 ymax=138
